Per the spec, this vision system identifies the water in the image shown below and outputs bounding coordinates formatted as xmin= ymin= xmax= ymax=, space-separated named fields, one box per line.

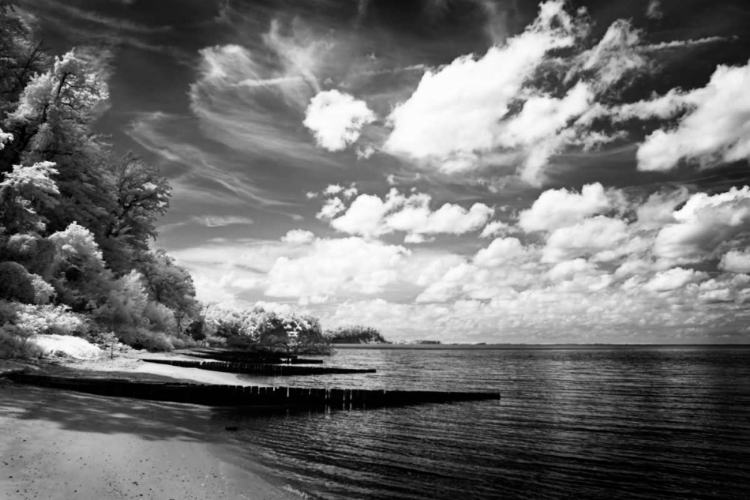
xmin=219 ymin=346 xmax=750 ymax=500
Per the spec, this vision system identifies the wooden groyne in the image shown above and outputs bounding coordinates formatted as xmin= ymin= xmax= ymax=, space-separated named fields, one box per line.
xmin=189 ymin=350 xmax=324 ymax=365
xmin=4 ymin=373 xmax=500 ymax=409
xmin=143 ymin=358 xmax=375 ymax=376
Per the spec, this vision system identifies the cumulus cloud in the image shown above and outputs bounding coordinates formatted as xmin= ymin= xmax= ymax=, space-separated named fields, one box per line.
xmin=323 ymin=184 xmax=358 ymax=198
xmin=304 ymin=90 xmax=376 ymax=151
xmin=653 ymin=187 xmax=750 ymax=263
xmin=266 ymin=237 xmax=410 ymax=300
xmin=479 ymin=220 xmax=511 ymax=238
xmin=720 ymin=250 xmax=750 ymax=273
xmin=644 ymin=267 xmax=706 ymax=292
xmin=281 ymin=229 xmax=315 ymax=244
xmin=473 ymin=237 xmax=528 ymax=267
xmin=542 ymin=216 xmax=629 ymax=263
xmin=316 ymin=197 xmax=346 ymax=220
xmin=383 ymin=0 xmax=590 ymax=183
xmin=325 ymin=189 xmax=494 ymax=241
xmin=374 ymin=0 xmax=736 ymax=184
xmin=518 ymin=182 xmax=624 ymax=232
xmin=634 ymin=61 xmax=750 ymax=171
xmin=177 ymin=182 xmax=750 ymax=342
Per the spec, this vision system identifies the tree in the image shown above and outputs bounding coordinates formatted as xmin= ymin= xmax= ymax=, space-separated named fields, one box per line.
xmin=325 ymin=325 xmax=388 ymax=344
xmin=48 ymin=221 xmax=112 ymax=311
xmin=0 ymin=161 xmax=58 ymax=233
xmin=256 ymin=311 xmax=326 ymax=354
xmin=0 ymin=1 xmax=49 ymax=118
xmin=3 ymin=49 xmax=117 ymax=253
xmin=101 ymin=153 xmax=171 ymax=273
xmin=3 ymin=49 xmax=108 ymax=168
xmin=137 ymin=249 xmax=200 ymax=333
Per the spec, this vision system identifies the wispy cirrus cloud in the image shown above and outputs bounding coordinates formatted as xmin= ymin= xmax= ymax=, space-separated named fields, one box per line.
xmin=127 ymin=112 xmax=295 ymax=208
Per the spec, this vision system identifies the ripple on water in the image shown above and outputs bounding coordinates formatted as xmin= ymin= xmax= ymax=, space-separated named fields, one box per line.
xmin=228 ymin=346 xmax=750 ymax=500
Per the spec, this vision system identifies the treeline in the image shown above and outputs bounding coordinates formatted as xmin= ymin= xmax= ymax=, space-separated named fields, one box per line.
xmin=325 ymin=325 xmax=389 ymax=344
xmin=0 ymin=2 xmax=202 ymax=353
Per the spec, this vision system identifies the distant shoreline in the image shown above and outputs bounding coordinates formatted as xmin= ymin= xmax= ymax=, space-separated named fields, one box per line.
xmin=332 ymin=343 xmax=750 ymax=350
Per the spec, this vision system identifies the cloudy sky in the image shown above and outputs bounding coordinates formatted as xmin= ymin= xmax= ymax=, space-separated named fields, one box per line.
xmin=20 ymin=0 xmax=750 ymax=343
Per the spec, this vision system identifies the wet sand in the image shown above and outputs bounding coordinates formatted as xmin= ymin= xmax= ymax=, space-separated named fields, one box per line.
xmin=0 ymin=366 xmax=299 ymax=500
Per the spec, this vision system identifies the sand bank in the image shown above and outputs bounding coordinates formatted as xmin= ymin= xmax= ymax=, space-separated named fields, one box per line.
xmin=0 ymin=379 xmax=301 ymax=500
xmin=59 ymin=352 xmax=273 ymax=387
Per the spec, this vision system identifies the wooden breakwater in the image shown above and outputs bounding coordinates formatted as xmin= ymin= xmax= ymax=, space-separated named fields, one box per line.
xmin=4 ymin=373 xmax=500 ymax=409
xmin=188 ymin=350 xmax=324 ymax=365
xmin=143 ymin=358 xmax=375 ymax=376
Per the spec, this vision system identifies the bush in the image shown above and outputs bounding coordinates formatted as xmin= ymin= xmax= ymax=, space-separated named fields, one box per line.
xmin=0 ymin=261 xmax=35 ymax=303
xmin=6 ymin=302 xmax=89 ymax=336
xmin=0 ymin=324 xmax=44 ymax=359
xmin=93 ymin=271 xmax=149 ymax=331
xmin=170 ymin=335 xmax=197 ymax=350
xmin=143 ymin=301 xmax=177 ymax=334
xmin=205 ymin=335 xmax=225 ymax=347
xmin=0 ymin=299 xmax=17 ymax=324
xmin=29 ymin=273 xmax=55 ymax=304
xmin=116 ymin=327 xmax=173 ymax=352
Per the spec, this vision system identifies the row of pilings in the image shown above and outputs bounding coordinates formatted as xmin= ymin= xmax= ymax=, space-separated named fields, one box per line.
xmin=5 ymin=372 xmax=500 ymax=409
xmin=142 ymin=358 xmax=376 ymax=376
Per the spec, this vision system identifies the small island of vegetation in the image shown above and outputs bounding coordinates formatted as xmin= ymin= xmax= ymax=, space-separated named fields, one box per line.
xmin=324 ymin=325 xmax=390 ymax=344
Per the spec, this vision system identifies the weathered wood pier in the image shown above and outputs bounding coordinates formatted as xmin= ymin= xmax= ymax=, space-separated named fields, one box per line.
xmin=142 ymin=358 xmax=376 ymax=376
xmin=4 ymin=372 xmax=500 ymax=409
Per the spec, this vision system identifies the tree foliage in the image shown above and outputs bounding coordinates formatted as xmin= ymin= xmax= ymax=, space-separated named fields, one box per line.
xmin=0 ymin=161 xmax=58 ymax=233
xmin=0 ymin=260 xmax=34 ymax=303
xmin=137 ymin=249 xmax=199 ymax=333
xmin=203 ymin=305 xmax=330 ymax=354
xmin=325 ymin=325 xmax=389 ymax=344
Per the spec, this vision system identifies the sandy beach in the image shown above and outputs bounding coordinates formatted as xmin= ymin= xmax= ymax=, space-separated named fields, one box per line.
xmin=0 ymin=358 xmax=301 ymax=500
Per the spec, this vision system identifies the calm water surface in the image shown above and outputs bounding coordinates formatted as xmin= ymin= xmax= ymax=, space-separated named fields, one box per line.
xmin=219 ymin=347 xmax=750 ymax=499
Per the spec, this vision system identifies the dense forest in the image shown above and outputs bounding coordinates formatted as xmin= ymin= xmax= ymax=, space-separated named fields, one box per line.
xmin=0 ymin=2 xmax=339 ymax=357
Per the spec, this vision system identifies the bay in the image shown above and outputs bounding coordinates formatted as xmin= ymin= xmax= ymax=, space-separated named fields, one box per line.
xmin=220 ymin=346 xmax=750 ymax=500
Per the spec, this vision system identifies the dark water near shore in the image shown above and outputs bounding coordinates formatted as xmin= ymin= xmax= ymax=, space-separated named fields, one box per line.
xmin=224 ymin=346 xmax=750 ymax=500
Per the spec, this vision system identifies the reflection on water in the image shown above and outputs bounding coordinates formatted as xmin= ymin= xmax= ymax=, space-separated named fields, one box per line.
xmin=226 ymin=347 xmax=750 ymax=499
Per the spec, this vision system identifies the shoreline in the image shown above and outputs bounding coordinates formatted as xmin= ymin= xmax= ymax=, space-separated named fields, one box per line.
xmin=0 ymin=378 xmax=302 ymax=500
xmin=0 ymin=354 xmax=304 ymax=500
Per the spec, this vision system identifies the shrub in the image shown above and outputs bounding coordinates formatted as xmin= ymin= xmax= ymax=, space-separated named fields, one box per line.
xmin=8 ymin=302 xmax=89 ymax=336
xmin=0 ymin=261 xmax=35 ymax=303
xmin=0 ymin=299 xmax=17 ymax=324
xmin=29 ymin=273 xmax=55 ymax=304
xmin=170 ymin=335 xmax=197 ymax=350
xmin=116 ymin=327 xmax=173 ymax=352
xmin=143 ymin=301 xmax=177 ymax=334
xmin=0 ymin=324 xmax=44 ymax=359
xmin=93 ymin=271 xmax=149 ymax=331
xmin=205 ymin=335 xmax=225 ymax=347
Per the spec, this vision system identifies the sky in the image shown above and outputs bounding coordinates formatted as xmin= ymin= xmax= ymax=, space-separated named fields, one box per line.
xmin=17 ymin=0 xmax=750 ymax=343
